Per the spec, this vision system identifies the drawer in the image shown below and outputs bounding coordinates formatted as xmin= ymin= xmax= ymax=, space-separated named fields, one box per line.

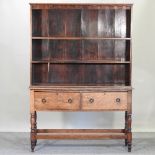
xmin=34 ymin=92 xmax=80 ymax=110
xmin=81 ymin=92 xmax=127 ymax=110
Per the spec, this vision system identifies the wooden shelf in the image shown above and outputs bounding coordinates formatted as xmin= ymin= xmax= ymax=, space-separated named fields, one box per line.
xmin=32 ymin=60 xmax=131 ymax=64
xmin=36 ymin=133 xmax=126 ymax=140
xmin=31 ymin=83 xmax=130 ymax=87
xmin=36 ymin=129 xmax=126 ymax=139
xmin=32 ymin=37 xmax=131 ymax=40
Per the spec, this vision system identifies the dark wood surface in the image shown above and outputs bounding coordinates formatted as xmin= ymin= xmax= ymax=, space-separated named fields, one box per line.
xmin=36 ymin=134 xmax=127 ymax=140
xmin=37 ymin=129 xmax=125 ymax=133
xmin=32 ymin=37 xmax=131 ymax=39
xmin=31 ymin=5 xmax=131 ymax=86
xmin=30 ymin=3 xmax=132 ymax=10
xmin=32 ymin=9 xmax=131 ymax=38
xmin=32 ymin=60 xmax=131 ymax=64
xmin=30 ymin=85 xmax=132 ymax=90
xmin=32 ymin=39 xmax=130 ymax=61
xmin=32 ymin=64 xmax=130 ymax=85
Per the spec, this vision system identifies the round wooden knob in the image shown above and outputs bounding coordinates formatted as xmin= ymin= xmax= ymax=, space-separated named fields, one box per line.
xmin=89 ymin=98 xmax=94 ymax=103
xmin=42 ymin=98 xmax=46 ymax=104
xmin=116 ymin=98 xmax=121 ymax=103
xmin=68 ymin=98 xmax=72 ymax=103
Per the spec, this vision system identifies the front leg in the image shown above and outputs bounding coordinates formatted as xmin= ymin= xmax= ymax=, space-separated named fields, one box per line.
xmin=34 ymin=111 xmax=37 ymax=146
xmin=127 ymin=113 xmax=132 ymax=152
xmin=30 ymin=112 xmax=36 ymax=152
xmin=125 ymin=111 xmax=128 ymax=146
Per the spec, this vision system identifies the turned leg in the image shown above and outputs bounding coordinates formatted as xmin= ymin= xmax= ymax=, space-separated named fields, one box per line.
xmin=125 ymin=111 xmax=128 ymax=146
xmin=126 ymin=91 xmax=132 ymax=152
xmin=34 ymin=111 xmax=37 ymax=146
xmin=127 ymin=113 xmax=132 ymax=152
xmin=31 ymin=112 xmax=37 ymax=152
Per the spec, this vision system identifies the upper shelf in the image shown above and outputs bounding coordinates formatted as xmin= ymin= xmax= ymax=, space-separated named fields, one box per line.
xmin=31 ymin=60 xmax=131 ymax=64
xmin=32 ymin=37 xmax=131 ymax=40
xmin=32 ymin=9 xmax=131 ymax=38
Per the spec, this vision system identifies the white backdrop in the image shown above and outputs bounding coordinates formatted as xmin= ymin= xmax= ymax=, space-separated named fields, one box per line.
xmin=0 ymin=0 xmax=155 ymax=132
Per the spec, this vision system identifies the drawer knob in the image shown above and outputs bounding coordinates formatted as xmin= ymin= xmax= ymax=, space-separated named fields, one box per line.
xmin=89 ymin=98 xmax=94 ymax=103
xmin=68 ymin=98 xmax=72 ymax=103
xmin=116 ymin=98 xmax=121 ymax=103
xmin=42 ymin=98 xmax=46 ymax=104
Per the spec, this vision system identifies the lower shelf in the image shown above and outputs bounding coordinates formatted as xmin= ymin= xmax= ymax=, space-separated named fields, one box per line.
xmin=36 ymin=134 xmax=127 ymax=140
xmin=36 ymin=129 xmax=126 ymax=140
xmin=31 ymin=128 xmax=131 ymax=152
xmin=37 ymin=129 xmax=125 ymax=133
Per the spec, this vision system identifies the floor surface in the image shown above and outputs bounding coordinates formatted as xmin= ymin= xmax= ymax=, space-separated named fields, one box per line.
xmin=0 ymin=132 xmax=155 ymax=155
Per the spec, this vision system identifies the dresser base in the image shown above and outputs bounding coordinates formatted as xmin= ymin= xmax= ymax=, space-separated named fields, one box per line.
xmin=30 ymin=87 xmax=132 ymax=152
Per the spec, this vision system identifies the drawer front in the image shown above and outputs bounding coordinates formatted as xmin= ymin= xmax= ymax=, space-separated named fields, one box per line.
xmin=34 ymin=92 xmax=80 ymax=110
xmin=82 ymin=92 xmax=127 ymax=110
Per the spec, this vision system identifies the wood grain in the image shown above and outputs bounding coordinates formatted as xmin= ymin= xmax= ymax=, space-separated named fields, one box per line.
xmin=81 ymin=9 xmax=98 ymax=37
xmin=31 ymin=60 xmax=131 ymax=64
xmin=31 ymin=4 xmax=132 ymax=10
xmin=32 ymin=64 xmax=48 ymax=84
xmin=32 ymin=37 xmax=131 ymax=40
xmin=30 ymin=86 xmax=132 ymax=91
xmin=30 ymin=90 xmax=35 ymax=112
xmin=34 ymin=92 xmax=80 ymax=110
xmin=127 ymin=90 xmax=132 ymax=152
xmin=82 ymin=92 xmax=127 ymax=110
xmin=36 ymin=133 xmax=127 ymax=140
xmin=37 ymin=129 xmax=125 ymax=133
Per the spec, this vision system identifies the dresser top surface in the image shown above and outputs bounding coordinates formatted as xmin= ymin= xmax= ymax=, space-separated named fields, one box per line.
xmin=30 ymin=85 xmax=132 ymax=91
